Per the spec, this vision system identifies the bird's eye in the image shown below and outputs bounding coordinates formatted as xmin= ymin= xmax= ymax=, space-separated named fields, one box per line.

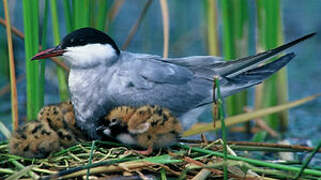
xmin=111 ymin=118 xmax=117 ymax=123
xmin=78 ymin=39 xmax=85 ymax=45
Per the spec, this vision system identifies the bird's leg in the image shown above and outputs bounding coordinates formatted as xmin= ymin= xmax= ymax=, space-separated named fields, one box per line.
xmin=133 ymin=145 xmax=153 ymax=155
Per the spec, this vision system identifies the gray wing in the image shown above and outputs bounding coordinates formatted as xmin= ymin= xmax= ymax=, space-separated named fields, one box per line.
xmin=157 ymin=33 xmax=314 ymax=79
xmin=109 ymin=33 xmax=313 ymax=113
xmin=108 ymin=52 xmax=212 ymax=116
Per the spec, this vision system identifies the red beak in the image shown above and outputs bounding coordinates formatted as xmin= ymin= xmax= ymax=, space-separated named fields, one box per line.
xmin=31 ymin=46 xmax=65 ymax=60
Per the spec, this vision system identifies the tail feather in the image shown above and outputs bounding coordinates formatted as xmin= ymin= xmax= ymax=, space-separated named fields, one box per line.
xmin=196 ymin=52 xmax=295 ymax=107
xmin=220 ymin=52 xmax=295 ymax=97
xmin=218 ymin=33 xmax=315 ymax=77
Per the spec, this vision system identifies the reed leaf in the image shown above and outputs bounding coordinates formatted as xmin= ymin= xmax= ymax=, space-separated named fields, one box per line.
xmin=22 ymin=0 xmax=42 ymax=120
xmin=96 ymin=0 xmax=109 ymax=31
xmin=121 ymin=0 xmax=152 ymax=50
xmin=5 ymin=165 xmax=34 ymax=180
xmin=0 ymin=29 xmax=9 ymax=79
xmin=221 ymin=0 xmax=249 ymax=116
xmin=205 ymin=0 xmax=219 ymax=56
xmin=213 ymin=78 xmax=228 ymax=179
xmin=0 ymin=120 xmax=11 ymax=139
xmin=0 ymin=18 xmax=70 ymax=72
xmin=62 ymin=0 xmax=73 ymax=32
xmin=178 ymin=144 xmax=321 ymax=177
xmin=159 ymin=0 xmax=169 ymax=58
xmin=256 ymin=0 xmax=286 ymax=130
xmin=183 ymin=93 xmax=321 ymax=136
xmin=39 ymin=0 xmax=49 ymax=108
xmin=49 ymin=0 xmax=69 ymax=101
xmin=89 ymin=0 xmax=95 ymax=27
xmin=295 ymin=141 xmax=321 ymax=179
xmin=105 ymin=0 xmax=125 ymax=32
xmin=3 ymin=0 xmax=19 ymax=130
xmin=73 ymin=0 xmax=90 ymax=29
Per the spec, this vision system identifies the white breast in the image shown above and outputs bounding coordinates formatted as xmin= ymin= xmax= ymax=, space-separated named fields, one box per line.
xmin=116 ymin=134 xmax=137 ymax=145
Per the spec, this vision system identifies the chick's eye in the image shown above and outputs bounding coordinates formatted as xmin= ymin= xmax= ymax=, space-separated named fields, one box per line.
xmin=111 ymin=118 xmax=117 ymax=123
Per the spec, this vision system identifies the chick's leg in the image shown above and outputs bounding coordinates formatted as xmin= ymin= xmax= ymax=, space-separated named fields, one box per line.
xmin=133 ymin=145 xmax=153 ymax=155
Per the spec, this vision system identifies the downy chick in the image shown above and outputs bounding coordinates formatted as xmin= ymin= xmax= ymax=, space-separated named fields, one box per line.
xmin=9 ymin=120 xmax=60 ymax=158
xmin=31 ymin=28 xmax=313 ymax=139
xmin=97 ymin=105 xmax=182 ymax=155
xmin=9 ymin=101 xmax=82 ymax=158
xmin=37 ymin=101 xmax=85 ymax=146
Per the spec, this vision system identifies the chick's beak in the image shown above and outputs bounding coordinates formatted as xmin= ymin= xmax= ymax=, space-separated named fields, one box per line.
xmin=31 ymin=45 xmax=65 ymax=60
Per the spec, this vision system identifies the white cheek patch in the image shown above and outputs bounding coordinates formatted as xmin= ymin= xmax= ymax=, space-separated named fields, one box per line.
xmin=116 ymin=134 xmax=137 ymax=145
xmin=63 ymin=44 xmax=116 ymax=68
xmin=129 ymin=122 xmax=150 ymax=134
xmin=103 ymin=128 xmax=111 ymax=135
xmin=109 ymin=121 xmax=118 ymax=127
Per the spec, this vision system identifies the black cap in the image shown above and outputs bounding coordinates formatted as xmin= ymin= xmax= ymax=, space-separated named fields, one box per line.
xmin=60 ymin=27 xmax=120 ymax=55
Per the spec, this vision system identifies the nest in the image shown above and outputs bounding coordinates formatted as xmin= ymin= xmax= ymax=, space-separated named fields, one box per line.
xmin=1 ymin=139 xmax=321 ymax=179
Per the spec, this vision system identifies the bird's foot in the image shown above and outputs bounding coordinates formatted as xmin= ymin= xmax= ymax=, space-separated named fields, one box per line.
xmin=133 ymin=145 xmax=153 ymax=156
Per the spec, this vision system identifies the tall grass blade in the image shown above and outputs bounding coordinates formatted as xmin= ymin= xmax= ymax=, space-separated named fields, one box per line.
xmin=214 ymin=78 xmax=228 ymax=179
xmin=73 ymin=0 xmax=90 ymax=29
xmin=89 ymin=0 xmax=95 ymax=27
xmin=11 ymin=160 xmax=39 ymax=179
xmin=49 ymin=0 xmax=69 ymax=101
xmin=39 ymin=0 xmax=49 ymax=108
xmin=0 ymin=120 xmax=11 ymax=139
xmin=3 ymin=0 xmax=19 ymax=130
xmin=96 ymin=0 xmax=108 ymax=31
xmin=294 ymin=141 xmax=321 ymax=179
xmin=105 ymin=0 xmax=125 ymax=31
xmin=62 ymin=0 xmax=73 ymax=32
xmin=256 ymin=0 xmax=286 ymax=130
xmin=0 ymin=18 xmax=70 ymax=71
xmin=178 ymin=144 xmax=321 ymax=177
xmin=221 ymin=0 xmax=249 ymax=116
xmin=159 ymin=0 xmax=169 ymax=58
xmin=5 ymin=165 xmax=34 ymax=180
xmin=0 ymin=28 xmax=9 ymax=80
xmin=22 ymin=0 xmax=41 ymax=120
xmin=121 ymin=0 xmax=152 ymax=50
xmin=276 ymin=21 xmax=288 ymax=131
xmin=205 ymin=0 xmax=219 ymax=56
xmin=86 ymin=141 xmax=96 ymax=180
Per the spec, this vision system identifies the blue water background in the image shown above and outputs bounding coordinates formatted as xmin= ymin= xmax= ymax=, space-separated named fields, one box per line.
xmin=0 ymin=1 xmax=320 ymax=150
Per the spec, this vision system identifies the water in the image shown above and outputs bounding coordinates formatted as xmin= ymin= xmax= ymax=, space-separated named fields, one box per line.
xmin=0 ymin=0 xmax=320 ymax=154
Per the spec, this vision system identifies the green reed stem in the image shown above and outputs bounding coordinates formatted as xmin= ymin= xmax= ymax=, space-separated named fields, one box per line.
xmin=39 ymin=0 xmax=49 ymax=108
xmin=86 ymin=141 xmax=96 ymax=180
xmin=205 ymin=0 xmax=219 ymax=56
xmin=256 ymin=0 xmax=286 ymax=130
xmin=22 ymin=0 xmax=41 ymax=120
xmin=159 ymin=0 xmax=169 ymax=58
xmin=214 ymin=78 xmax=228 ymax=179
xmin=62 ymin=0 xmax=73 ymax=32
xmin=96 ymin=0 xmax=108 ymax=31
xmin=221 ymin=0 xmax=249 ymax=116
xmin=0 ymin=30 xmax=9 ymax=79
xmin=73 ymin=0 xmax=90 ymax=29
xmin=178 ymin=144 xmax=321 ymax=177
xmin=295 ymin=141 xmax=321 ymax=179
xmin=50 ymin=0 xmax=69 ymax=101
xmin=3 ymin=0 xmax=19 ymax=130
xmin=261 ymin=0 xmax=279 ymax=128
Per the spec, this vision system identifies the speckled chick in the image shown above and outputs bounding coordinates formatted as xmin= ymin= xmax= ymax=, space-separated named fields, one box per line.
xmin=98 ymin=105 xmax=182 ymax=154
xmin=37 ymin=101 xmax=85 ymax=146
xmin=9 ymin=101 xmax=83 ymax=158
xmin=9 ymin=120 xmax=60 ymax=158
